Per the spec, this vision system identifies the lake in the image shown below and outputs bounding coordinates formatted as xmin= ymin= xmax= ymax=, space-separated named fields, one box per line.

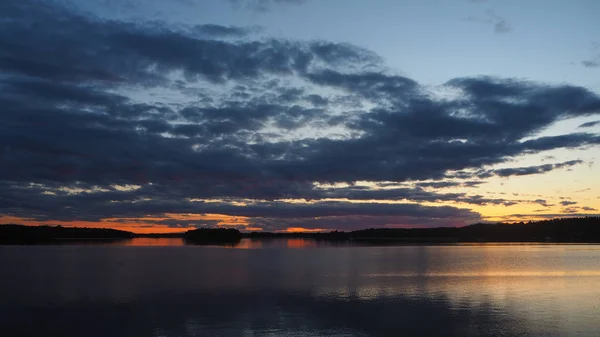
xmin=1 ymin=238 xmax=599 ymax=336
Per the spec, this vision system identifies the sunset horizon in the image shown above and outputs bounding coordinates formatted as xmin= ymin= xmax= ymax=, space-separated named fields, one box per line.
xmin=2 ymin=1 xmax=600 ymax=336
xmin=1 ymin=0 xmax=599 ymax=233
xmin=3 ymin=215 xmax=600 ymax=235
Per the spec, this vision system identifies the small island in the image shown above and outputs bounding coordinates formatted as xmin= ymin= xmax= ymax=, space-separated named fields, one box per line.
xmin=183 ymin=228 xmax=242 ymax=245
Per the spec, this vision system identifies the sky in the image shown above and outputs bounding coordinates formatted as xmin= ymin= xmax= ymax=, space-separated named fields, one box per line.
xmin=0 ymin=0 xmax=599 ymax=233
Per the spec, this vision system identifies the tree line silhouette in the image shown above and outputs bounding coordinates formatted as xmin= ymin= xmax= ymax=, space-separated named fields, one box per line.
xmin=247 ymin=217 xmax=600 ymax=243
xmin=342 ymin=217 xmax=600 ymax=243
xmin=0 ymin=225 xmax=134 ymax=244
xmin=1 ymin=217 xmax=599 ymax=244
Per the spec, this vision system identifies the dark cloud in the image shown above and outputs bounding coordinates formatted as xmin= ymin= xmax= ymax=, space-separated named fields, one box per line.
xmin=306 ymin=185 xmax=518 ymax=206
xmin=0 ymin=179 xmax=480 ymax=229
xmin=0 ymin=1 xmax=377 ymax=86
xmin=579 ymin=120 xmax=600 ymax=128
xmin=1 ymin=0 xmax=599 ymax=230
xmin=305 ymin=70 xmax=417 ymax=104
xmin=249 ymin=214 xmax=478 ymax=232
xmin=560 ymin=201 xmax=578 ymax=206
xmin=207 ymin=201 xmax=477 ymax=219
xmin=500 ymin=213 xmax=600 ymax=220
xmin=533 ymin=199 xmax=552 ymax=207
xmin=563 ymin=207 xmax=580 ymax=213
xmin=192 ymin=24 xmax=259 ymax=37
xmin=305 ymin=94 xmax=329 ymax=106
xmin=484 ymin=160 xmax=583 ymax=178
xmin=583 ymin=60 xmax=600 ymax=68
xmin=416 ymin=181 xmax=483 ymax=189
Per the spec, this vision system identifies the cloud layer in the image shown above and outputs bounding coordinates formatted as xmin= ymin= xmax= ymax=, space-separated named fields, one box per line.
xmin=1 ymin=0 xmax=599 ymax=231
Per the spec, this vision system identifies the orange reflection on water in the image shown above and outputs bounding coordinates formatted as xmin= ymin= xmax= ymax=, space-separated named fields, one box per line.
xmin=225 ymin=238 xmax=319 ymax=249
xmin=120 ymin=238 xmax=185 ymax=246
xmin=286 ymin=238 xmax=317 ymax=248
xmin=232 ymin=239 xmax=263 ymax=249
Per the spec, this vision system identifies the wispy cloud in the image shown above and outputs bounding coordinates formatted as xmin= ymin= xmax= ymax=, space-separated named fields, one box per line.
xmin=228 ymin=0 xmax=310 ymax=12
xmin=583 ymin=60 xmax=600 ymax=68
xmin=464 ymin=9 xmax=513 ymax=34
xmin=582 ymin=42 xmax=600 ymax=68
xmin=578 ymin=120 xmax=600 ymax=128
xmin=193 ymin=24 xmax=262 ymax=37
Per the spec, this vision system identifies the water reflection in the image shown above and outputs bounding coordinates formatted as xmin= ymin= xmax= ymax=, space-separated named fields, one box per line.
xmin=286 ymin=238 xmax=318 ymax=248
xmin=0 ymin=244 xmax=599 ymax=336
xmin=224 ymin=238 xmax=338 ymax=249
xmin=107 ymin=237 xmax=348 ymax=248
xmin=114 ymin=237 xmax=600 ymax=250
xmin=1 ymin=289 xmax=530 ymax=337
xmin=118 ymin=237 xmax=185 ymax=246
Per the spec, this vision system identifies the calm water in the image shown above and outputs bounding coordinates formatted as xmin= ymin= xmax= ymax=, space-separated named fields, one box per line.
xmin=1 ymin=239 xmax=600 ymax=337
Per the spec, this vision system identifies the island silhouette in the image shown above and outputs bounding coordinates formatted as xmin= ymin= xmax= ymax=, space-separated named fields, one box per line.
xmin=1 ymin=217 xmax=599 ymax=245
xmin=183 ymin=227 xmax=242 ymax=245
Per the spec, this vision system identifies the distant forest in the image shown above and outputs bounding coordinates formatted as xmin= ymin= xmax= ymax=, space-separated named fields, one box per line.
xmin=247 ymin=217 xmax=600 ymax=243
xmin=1 ymin=217 xmax=600 ymax=244
xmin=0 ymin=225 xmax=134 ymax=244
